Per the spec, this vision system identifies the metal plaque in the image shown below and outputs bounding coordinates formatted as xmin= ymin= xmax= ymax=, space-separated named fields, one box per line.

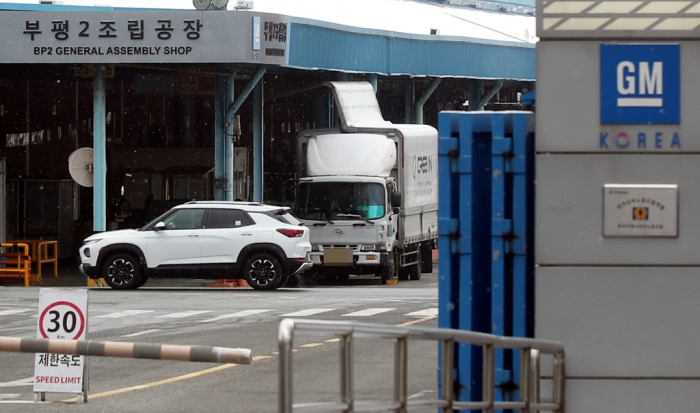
xmin=603 ymin=184 xmax=678 ymax=237
xmin=323 ymin=248 xmax=352 ymax=266
xmin=0 ymin=11 xmax=288 ymax=65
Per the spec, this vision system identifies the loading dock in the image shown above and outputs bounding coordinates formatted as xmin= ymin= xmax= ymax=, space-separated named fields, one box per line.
xmin=0 ymin=0 xmax=536 ymax=266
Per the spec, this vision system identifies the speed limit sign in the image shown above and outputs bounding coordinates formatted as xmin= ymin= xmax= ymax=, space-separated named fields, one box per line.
xmin=33 ymin=288 xmax=88 ymax=400
xmin=39 ymin=300 xmax=86 ymax=340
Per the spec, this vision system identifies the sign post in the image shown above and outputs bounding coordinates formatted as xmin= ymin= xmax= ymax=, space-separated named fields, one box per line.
xmin=33 ymin=288 xmax=88 ymax=403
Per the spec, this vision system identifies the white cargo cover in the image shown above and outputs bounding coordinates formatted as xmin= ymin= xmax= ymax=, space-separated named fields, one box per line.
xmin=327 ymin=82 xmax=393 ymax=130
xmin=396 ymin=124 xmax=439 ymax=211
xmin=306 ymin=133 xmax=396 ymax=177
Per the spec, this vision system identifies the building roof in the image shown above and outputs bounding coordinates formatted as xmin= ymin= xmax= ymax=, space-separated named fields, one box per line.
xmin=0 ymin=0 xmax=536 ymax=80
xmin=252 ymin=0 xmax=535 ymax=44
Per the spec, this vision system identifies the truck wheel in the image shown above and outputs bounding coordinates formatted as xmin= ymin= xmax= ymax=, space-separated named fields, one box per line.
xmin=398 ymin=266 xmax=409 ymax=281
xmin=420 ymin=242 xmax=433 ymax=273
xmin=103 ymin=253 xmax=142 ymax=290
xmin=378 ymin=258 xmax=397 ymax=284
xmin=243 ymin=253 xmax=282 ymax=290
xmin=408 ymin=247 xmax=421 ymax=280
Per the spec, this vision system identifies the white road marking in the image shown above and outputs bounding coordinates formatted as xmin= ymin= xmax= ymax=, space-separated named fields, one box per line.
xmin=201 ymin=309 xmax=272 ymax=322
xmin=0 ymin=394 xmax=20 ymax=399
xmin=0 ymin=309 xmax=32 ymax=316
xmin=120 ymin=329 xmax=162 ymax=338
xmin=280 ymin=308 xmax=336 ymax=317
xmin=95 ymin=310 xmax=155 ymax=318
xmin=156 ymin=310 xmax=213 ymax=319
xmin=0 ymin=378 xmax=33 ymax=388
xmin=342 ymin=308 xmax=396 ymax=317
xmin=404 ymin=308 xmax=438 ymax=317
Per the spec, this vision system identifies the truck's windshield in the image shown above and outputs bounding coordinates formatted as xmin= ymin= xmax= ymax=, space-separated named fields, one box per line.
xmin=295 ymin=182 xmax=386 ymax=220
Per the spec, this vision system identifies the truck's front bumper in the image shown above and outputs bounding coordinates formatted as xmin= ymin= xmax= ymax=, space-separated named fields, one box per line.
xmin=309 ymin=251 xmax=390 ymax=266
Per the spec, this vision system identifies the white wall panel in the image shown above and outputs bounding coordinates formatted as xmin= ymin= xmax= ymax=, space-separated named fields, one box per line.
xmin=536 ymin=154 xmax=700 ymax=265
xmin=536 ymin=267 xmax=700 ymax=377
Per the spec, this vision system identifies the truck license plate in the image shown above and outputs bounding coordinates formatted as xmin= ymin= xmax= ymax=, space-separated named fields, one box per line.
xmin=323 ymin=248 xmax=352 ymax=266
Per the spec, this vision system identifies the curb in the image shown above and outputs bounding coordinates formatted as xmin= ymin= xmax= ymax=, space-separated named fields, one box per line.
xmin=205 ymin=279 xmax=250 ymax=288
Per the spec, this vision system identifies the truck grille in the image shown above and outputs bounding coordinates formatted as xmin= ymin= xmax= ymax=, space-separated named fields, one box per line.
xmin=320 ymin=245 xmax=359 ymax=251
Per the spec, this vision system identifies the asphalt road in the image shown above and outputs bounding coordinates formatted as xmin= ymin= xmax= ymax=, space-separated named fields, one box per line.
xmin=0 ymin=269 xmax=440 ymax=413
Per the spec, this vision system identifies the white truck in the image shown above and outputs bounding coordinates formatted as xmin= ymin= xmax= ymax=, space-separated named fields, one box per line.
xmin=293 ymin=82 xmax=438 ymax=283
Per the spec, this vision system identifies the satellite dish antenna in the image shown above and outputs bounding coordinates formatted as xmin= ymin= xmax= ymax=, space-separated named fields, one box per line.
xmin=68 ymin=147 xmax=94 ymax=187
xmin=193 ymin=0 xmax=211 ymax=10
xmin=212 ymin=0 xmax=229 ymax=8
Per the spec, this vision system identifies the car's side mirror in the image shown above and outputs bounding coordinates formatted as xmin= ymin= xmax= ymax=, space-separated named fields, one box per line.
xmin=391 ymin=191 xmax=402 ymax=208
xmin=153 ymin=222 xmax=166 ymax=231
xmin=392 ymin=207 xmax=400 ymax=214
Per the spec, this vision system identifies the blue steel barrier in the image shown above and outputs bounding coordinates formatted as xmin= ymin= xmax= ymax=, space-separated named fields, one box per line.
xmin=437 ymin=111 xmax=535 ymax=407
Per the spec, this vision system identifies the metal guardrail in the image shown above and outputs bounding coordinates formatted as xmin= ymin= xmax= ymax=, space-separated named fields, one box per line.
xmin=279 ymin=318 xmax=565 ymax=413
xmin=0 ymin=242 xmax=31 ymax=287
xmin=7 ymin=239 xmax=59 ymax=279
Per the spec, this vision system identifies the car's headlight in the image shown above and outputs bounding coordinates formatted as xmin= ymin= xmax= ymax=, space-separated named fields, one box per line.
xmin=83 ymin=239 xmax=102 ymax=245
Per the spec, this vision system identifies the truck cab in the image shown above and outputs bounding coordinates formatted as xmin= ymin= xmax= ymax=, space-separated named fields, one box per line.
xmin=293 ymin=81 xmax=437 ymax=284
xmin=295 ymin=175 xmax=398 ymax=273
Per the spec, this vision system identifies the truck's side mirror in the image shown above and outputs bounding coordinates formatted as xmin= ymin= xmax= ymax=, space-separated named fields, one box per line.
xmin=391 ymin=191 xmax=402 ymax=208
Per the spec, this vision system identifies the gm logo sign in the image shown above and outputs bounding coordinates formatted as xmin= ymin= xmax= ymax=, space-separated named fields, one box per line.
xmin=600 ymin=44 xmax=680 ymax=125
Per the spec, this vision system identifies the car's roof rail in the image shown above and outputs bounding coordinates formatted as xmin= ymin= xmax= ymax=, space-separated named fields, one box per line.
xmin=184 ymin=200 xmax=265 ymax=206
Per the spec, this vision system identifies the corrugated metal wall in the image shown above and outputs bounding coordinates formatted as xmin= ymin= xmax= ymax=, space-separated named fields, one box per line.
xmin=288 ymin=23 xmax=536 ymax=80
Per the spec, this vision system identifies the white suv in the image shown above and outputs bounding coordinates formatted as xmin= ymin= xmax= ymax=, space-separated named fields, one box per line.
xmin=79 ymin=201 xmax=312 ymax=290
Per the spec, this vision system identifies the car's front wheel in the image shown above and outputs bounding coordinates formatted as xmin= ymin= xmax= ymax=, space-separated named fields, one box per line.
xmin=102 ymin=253 xmax=142 ymax=290
xmin=243 ymin=253 xmax=282 ymax=290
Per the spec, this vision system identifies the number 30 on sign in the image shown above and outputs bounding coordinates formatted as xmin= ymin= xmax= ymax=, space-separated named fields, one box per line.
xmin=39 ymin=300 xmax=86 ymax=340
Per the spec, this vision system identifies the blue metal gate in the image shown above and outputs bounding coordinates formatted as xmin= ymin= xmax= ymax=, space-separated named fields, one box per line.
xmin=437 ymin=111 xmax=535 ymax=406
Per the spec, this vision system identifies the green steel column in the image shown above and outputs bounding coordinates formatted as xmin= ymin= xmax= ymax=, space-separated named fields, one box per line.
xmin=224 ymin=74 xmax=235 ymax=201
xmin=253 ymin=79 xmax=263 ymax=202
xmin=414 ymin=78 xmax=441 ymax=124
xmin=368 ymin=74 xmax=378 ymax=93
xmin=214 ymin=75 xmax=226 ymax=200
xmin=405 ymin=79 xmax=414 ymax=124
xmin=93 ymin=64 xmax=107 ymax=232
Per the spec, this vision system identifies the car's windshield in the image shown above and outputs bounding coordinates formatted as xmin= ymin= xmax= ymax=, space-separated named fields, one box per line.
xmin=139 ymin=208 xmax=205 ymax=231
xmin=295 ymin=182 xmax=386 ymax=220
xmin=140 ymin=210 xmax=172 ymax=231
